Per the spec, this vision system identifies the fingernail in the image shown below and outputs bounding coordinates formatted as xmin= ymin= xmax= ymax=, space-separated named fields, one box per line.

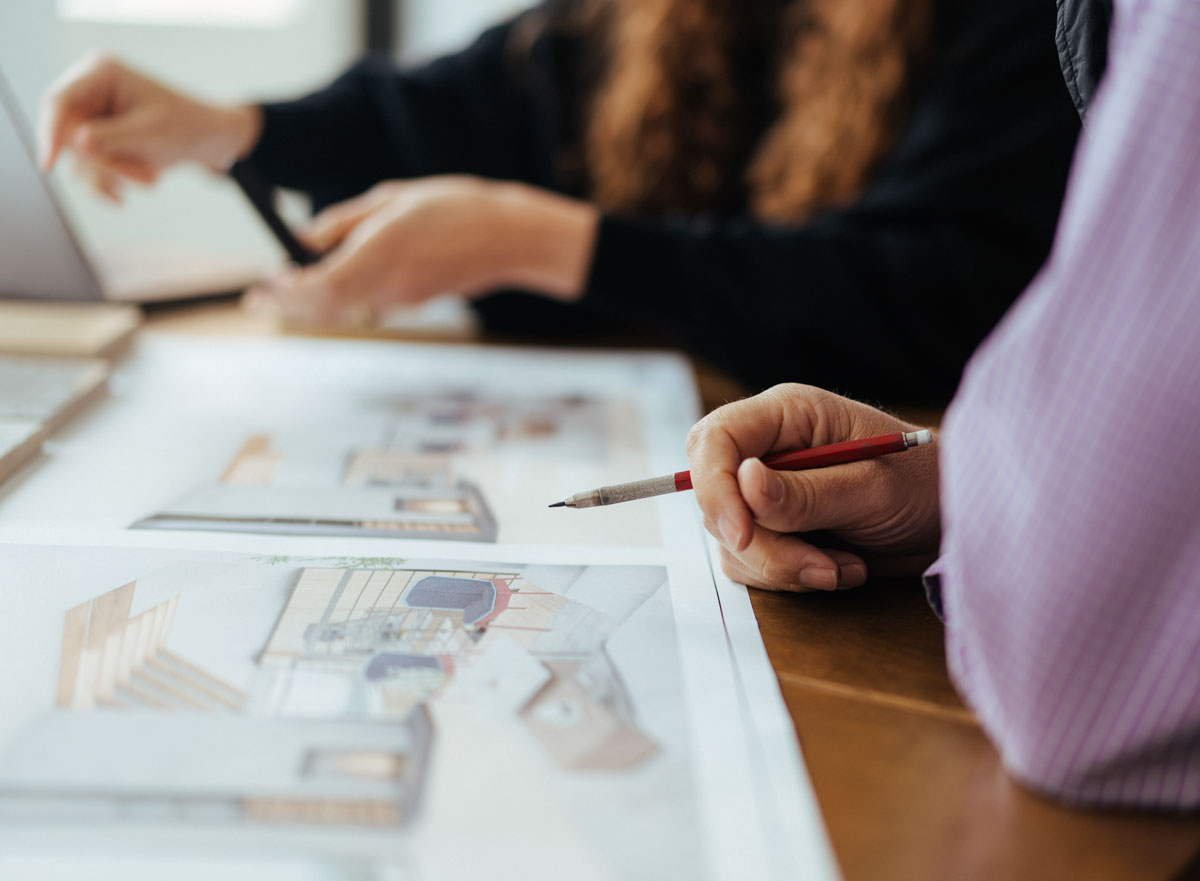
xmin=756 ymin=460 xmax=784 ymax=504
xmin=799 ymin=567 xmax=838 ymax=590
xmin=717 ymin=515 xmax=742 ymax=549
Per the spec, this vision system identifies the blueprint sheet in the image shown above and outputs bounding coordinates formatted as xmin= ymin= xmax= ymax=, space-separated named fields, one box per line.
xmin=0 ymin=333 xmax=839 ymax=881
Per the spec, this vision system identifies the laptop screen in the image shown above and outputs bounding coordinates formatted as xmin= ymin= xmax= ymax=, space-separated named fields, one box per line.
xmin=0 ymin=67 xmax=104 ymax=302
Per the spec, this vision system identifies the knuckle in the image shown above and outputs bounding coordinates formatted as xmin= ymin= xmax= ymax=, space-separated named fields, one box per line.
xmin=757 ymin=559 xmax=796 ymax=589
xmin=371 ymin=181 xmax=403 ymax=200
xmin=765 ymin=381 xmax=808 ymax=400
xmin=684 ymin=422 xmax=709 ymax=458
xmin=763 ymin=382 xmax=817 ymax=414
xmin=685 ymin=420 xmax=729 ymax=463
xmin=809 ymin=392 xmax=839 ymax=424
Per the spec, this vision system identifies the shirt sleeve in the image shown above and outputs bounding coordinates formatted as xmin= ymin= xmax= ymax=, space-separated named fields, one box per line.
xmin=933 ymin=0 xmax=1200 ymax=809
xmin=248 ymin=13 xmax=559 ymax=209
xmin=579 ymin=0 xmax=1080 ymax=403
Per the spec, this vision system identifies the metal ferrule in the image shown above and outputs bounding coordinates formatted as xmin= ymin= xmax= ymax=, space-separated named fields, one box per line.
xmin=564 ymin=490 xmax=604 ymax=508
xmin=902 ymin=429 xmax=934 ymax=448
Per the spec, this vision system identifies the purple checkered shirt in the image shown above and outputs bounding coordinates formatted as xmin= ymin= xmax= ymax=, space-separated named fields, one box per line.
xmin=930 ymin=0 xmax=1200 ymax=808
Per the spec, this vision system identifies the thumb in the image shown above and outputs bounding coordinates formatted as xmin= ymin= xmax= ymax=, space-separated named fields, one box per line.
xmin=737 ymin=456 xmax=871 ymax=534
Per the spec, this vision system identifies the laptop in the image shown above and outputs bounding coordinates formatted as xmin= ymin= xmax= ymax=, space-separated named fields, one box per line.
xmin=0 ymin=68 xmax=266 ymax=303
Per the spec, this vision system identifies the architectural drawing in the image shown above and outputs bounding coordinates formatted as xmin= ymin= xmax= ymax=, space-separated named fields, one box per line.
xmin=138 ymin=433 xmax=499 ymax=541
xmin=259 ymin=567 xmax=658 ymax=769
xmin=0 ymin=555 xmax=665 ymax=839
xmin=0 ymin=336 xmax=836 ymax=880
xmin=56 ymin=581 xmax=247 ymax=713
xmin=134 ymin=389 xmax=658 ymax=546
xmin=14 ymin=580 xmax=431 ymax=830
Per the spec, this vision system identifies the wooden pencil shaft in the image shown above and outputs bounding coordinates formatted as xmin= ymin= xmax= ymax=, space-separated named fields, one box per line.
xmin=553 ymin=431 xmax=932 ymax=509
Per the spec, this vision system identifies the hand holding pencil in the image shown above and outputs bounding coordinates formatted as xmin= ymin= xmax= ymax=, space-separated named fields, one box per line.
xmin=664 ymin=384 xmax=942 ymax=592
xmin=550 ymin=430 xmax=931 ymax=509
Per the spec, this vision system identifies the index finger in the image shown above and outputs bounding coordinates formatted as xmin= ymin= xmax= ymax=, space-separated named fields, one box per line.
xmin=686 ymin=383 xmax=852 ymax=551
xmin=686 ymin=415 xmax=753 ymax=550
xmin=39 ymin=101 xmax=82 ymax=172
xmin=300 ymin=184 xmax=398 ymax=251
xmin=39 ymin=55 xmax=114 ymax=171
xmin=301 ymin=200 xmax=371 ymax=252
xmin=687 ymin=391 xmax=790 ymax=552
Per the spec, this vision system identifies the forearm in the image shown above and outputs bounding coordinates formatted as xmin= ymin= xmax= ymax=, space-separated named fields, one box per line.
xmin=935 ymin=0 xmax=1200 ymax=809
xmin=937 ymin=501 xmax=1200 ymax=808
xmin=578 ymin=213 xmax=1016 ymax=403
xmin=484 ymin=184 xmax=598 ymax=301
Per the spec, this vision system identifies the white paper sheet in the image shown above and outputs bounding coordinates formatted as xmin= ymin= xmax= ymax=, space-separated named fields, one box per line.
xmin=0 ymin=335 xmax=674 ymax=543
xmin=0 ymin=333 xmax=840 ymax=881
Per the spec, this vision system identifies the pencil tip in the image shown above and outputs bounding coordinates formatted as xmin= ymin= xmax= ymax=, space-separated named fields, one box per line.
xmin=548 ymin=501 xmax=565 ymax=508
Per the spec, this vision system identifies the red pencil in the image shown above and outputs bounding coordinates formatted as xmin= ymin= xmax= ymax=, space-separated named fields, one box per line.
xmin=549 ymin=430 xmax=934 ymax=509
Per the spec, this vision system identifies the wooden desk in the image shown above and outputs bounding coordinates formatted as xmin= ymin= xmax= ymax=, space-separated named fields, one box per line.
xmin=144 ymin=297 xmax=1200 ymax=881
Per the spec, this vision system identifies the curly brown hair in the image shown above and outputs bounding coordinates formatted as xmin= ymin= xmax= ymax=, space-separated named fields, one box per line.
xmin=583 ymin=0 xmax=933 ymax=221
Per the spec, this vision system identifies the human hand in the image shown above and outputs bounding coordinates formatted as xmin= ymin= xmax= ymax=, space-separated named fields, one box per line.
xmin=244 ymin=176 xmax=597 ymax=325
xmin=40 ymin=53 xmax=260 ymax=201
xmin=687 ymin=384 xmax=941 ymax=591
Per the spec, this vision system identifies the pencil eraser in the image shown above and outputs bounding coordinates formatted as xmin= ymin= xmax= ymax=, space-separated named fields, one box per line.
xmin=914 ymin=429 xmax=934 ymax=446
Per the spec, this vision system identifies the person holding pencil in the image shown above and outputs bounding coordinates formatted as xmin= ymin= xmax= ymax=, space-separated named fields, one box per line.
xmin=687 ymin=0 xmax=1200 ymax=809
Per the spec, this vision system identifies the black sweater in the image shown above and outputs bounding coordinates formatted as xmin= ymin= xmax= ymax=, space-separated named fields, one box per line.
xmin=250 ymin=0 xmax=1079 ymax=405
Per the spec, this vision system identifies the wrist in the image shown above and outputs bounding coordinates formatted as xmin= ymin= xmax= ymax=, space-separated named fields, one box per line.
xmin=485 ymin=183 xmax=598 ymax=302
xmin=199 ymin=103 xmax=262 ymax=171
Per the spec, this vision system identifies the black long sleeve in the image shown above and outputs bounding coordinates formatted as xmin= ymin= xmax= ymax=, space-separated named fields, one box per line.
xmin=248 ymin=1 xmax=1079 ymax=405
xmin=581 ymin=1 xmax=1080 ymax=401
xmin=251 ymin=18 xmax=559 ymax=208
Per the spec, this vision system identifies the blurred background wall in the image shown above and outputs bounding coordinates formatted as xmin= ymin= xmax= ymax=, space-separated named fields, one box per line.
xmin=0 ymin=0 xmax=527 ymax=273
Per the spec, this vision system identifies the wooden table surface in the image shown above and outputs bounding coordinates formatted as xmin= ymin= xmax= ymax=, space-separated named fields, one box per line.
xmin=143 ymin=298 xmax=1200 ymax=881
